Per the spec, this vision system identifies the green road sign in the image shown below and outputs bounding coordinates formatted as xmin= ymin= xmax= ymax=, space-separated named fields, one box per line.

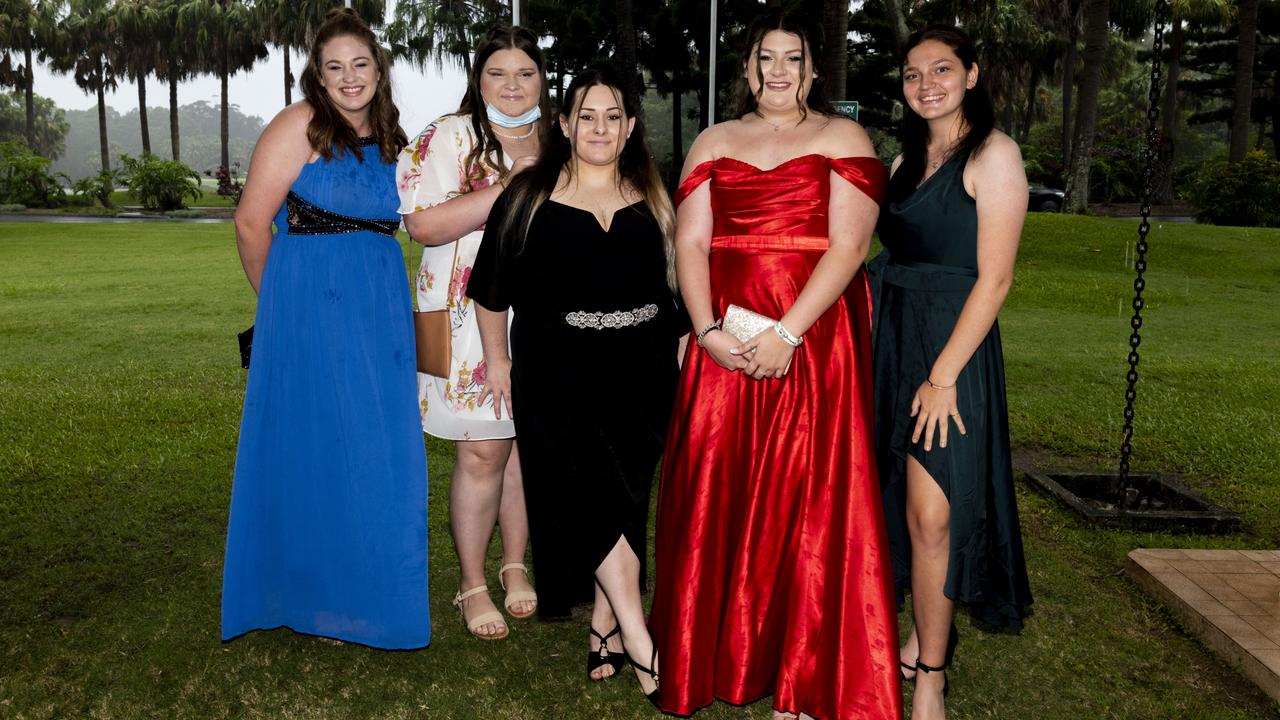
xmin=833 ymin=101 xmax=860 ymax=122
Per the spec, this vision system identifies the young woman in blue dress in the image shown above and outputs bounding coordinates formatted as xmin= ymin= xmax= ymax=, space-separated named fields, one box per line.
xmin=222 ymin=8 xmax=429 ymax=649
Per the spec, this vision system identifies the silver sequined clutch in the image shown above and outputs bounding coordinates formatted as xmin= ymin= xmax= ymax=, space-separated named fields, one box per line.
xmin=722 ymin=304 xmax=776 ymax=344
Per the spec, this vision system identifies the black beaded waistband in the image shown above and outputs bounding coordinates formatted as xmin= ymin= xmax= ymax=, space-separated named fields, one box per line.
xmin=286 ymin=191 xmax=399 ymax=237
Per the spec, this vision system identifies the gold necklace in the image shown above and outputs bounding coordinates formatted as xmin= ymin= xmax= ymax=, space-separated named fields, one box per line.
xmin=492 ymin=125 xmax=535 ymax=141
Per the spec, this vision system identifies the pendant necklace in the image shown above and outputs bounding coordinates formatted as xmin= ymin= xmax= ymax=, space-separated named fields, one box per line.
xmin=763 ymin=114 xmax=802 ymax=132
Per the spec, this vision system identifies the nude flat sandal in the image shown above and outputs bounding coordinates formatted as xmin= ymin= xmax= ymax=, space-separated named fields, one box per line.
xmin=453 ymin=584 xmax=509 ymax=640
xmin=499 ymin=562 xmax=538 ymax=619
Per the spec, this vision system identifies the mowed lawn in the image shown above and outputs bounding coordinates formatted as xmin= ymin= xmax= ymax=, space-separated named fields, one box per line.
xmin=1 ymin=215 xmax=1277 ymax=719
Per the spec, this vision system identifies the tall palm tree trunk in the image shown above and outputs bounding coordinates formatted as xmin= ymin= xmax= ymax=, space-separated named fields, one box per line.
xmin=1064 ymin=0 xmax=1108 ymax=214
xmin=220 ymin=50 xmax=230 ymax=171
xmin=671 ymin=89 xmax=683 ymax=189
xmin=169 ymin=72 xmax=181 ymax=162
xmin=138 ymin=75 xmax=151 ymax=155
xmin=283 ymin=44 xmax=292 ymax=105
xmin=23 ymin=46 xmax=35 ymax=147
xmin=823 ymin=0 xmax=848 ymax=100
xmin=97 ymin=83 xmax=110 ymax=172
xmin=1152 ymin=21 xmax=1184 ymax=204
xmin=1020 ymin=66 xmax=1041 ymax=143
xmin=884 ymin=0 xmax=908 ymax=53
xmin=615 ymin=0 xmax=640 ymax=101
xmin=1229 ymin=0 xmax=1259 ymax=162
xmin=1061 ymin=37 xmax=1077 ymax=170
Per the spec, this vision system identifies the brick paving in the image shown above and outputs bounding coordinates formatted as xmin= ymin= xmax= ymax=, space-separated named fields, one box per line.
xmin=1126 ymin=548 xmax=1280 ymax=702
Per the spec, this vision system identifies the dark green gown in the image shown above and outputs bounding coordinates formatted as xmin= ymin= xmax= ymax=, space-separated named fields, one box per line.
xmin=871 ymin=150 xmax=1032 ymax=632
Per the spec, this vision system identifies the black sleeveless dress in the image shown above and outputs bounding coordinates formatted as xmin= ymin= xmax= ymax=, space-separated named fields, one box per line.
xmin=872 ymin=150 xmax=1033 ymax=632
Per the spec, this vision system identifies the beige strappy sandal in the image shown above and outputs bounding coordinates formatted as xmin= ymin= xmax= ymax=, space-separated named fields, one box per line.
xmin=453 ymin=585 xmax=509 ymax=640
xmin=498 ymin=562 xmax=538 ymax=619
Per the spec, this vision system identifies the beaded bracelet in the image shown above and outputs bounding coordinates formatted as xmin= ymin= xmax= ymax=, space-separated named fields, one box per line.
xmin=695 ymin=319 xmax=722 ymax=347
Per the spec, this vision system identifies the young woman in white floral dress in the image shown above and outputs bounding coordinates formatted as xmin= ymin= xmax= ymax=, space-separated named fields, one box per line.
xmin=396 ymin=26 xmax=548 ymax=639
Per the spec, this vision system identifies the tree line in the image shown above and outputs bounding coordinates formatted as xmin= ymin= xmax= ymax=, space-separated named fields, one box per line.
xmin=0 ymin=0 xmax=1274 ymax=213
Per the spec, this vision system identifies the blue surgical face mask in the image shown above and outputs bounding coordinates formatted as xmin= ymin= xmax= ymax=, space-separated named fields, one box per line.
xmin=486 ymin=103 xmax=542 ymax=129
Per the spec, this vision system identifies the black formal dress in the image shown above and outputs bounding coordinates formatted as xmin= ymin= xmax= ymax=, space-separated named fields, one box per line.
xmin=872 ymin=150 xmax=1033 ymax=631
xmin=467 ymin=196 xmax=684 ymax=619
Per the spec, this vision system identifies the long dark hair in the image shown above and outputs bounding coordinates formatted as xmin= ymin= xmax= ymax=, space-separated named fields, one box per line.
xmin=896 ymin=24 xmax=995 ymax=189
xmin=733 ymin=7 xmax=835 ymax=122
xmin=456 ymin=26 xmax=552 ymax=180
xmin=300 ymin=8 xmax=406 ymax=163
xmin=495 ymin=67 xmax=677 ymax=291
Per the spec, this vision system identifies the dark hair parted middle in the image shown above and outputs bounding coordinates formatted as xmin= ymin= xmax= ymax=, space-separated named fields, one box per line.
xmin=494 ymin=67 xmax=677 ymax=292
xmin=456 ymin=25 xmax=553 ymax=179
xmin=896 ymin=24 xmax=996 ymax=191
xmin=300 ymin=7 xmax=407 ymax=164
xmin=733 ymin=7 xmax=836 ymax=122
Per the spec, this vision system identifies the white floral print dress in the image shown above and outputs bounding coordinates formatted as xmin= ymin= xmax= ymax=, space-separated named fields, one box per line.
xmin=397 ymin=113 xmax=514 ymax=440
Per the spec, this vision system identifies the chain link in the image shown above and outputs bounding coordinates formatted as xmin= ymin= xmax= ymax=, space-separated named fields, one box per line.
xmin=1119 ymin=0 xmax=1169 ymax=489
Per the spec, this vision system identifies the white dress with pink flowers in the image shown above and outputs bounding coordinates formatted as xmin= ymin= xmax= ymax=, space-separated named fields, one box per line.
xmin=396 ymin=113 xmax=514 ymax=440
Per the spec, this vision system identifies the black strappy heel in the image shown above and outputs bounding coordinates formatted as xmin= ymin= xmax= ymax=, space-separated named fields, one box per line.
xmin=914 ymin=657 xmax=950 ymax=698
xmin=901 ymin=622 xmax=958 ymax=683
xmin=626 ymin=645 xmax=660 ymax=708
xmin=587 ymin=624 xmax=625 ymax=680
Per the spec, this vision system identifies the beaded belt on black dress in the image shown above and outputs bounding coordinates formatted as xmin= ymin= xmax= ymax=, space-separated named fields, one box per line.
xmin=563 ymin=303 xmax=659 ymax=330
xmin=286 ymin=191 xmax=399 ymax=236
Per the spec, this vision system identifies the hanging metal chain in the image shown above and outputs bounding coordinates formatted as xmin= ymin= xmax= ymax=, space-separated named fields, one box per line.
xmin=1118 ymin=0 xmax=1170 ymax=496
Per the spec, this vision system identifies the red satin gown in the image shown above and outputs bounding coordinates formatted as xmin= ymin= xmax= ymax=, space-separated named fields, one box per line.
xmin=651 ymin=154 xmax=902 ymax=720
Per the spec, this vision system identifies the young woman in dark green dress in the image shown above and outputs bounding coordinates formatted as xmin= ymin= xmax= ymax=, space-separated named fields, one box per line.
xmin=874 ymin=25 xmax=1033 ymax=720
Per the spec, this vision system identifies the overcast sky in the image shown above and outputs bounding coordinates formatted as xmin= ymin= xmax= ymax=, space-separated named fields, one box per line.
xmin=32 ymin=46 xmax=468 ymax=138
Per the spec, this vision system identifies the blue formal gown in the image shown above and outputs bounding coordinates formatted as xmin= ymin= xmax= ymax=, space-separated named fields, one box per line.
xmin=221 ymin=138 xmax=430 ymax=649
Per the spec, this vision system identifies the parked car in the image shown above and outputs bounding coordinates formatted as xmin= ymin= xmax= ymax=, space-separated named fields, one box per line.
xmin=1029 ymin=186 xmax=1065 ymax=212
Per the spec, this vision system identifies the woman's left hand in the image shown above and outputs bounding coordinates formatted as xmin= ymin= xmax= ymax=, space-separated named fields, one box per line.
xmin=732 ymin=329 xmax=795 ymax=380
xmin=910 ymin=382 xmax=967 ymax=451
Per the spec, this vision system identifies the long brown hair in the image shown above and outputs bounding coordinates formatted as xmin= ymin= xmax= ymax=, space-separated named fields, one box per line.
xmin=495 ymin=68 xmax=677 ymax=292
xmin=300 ymin=8 xmax=407 ymax=163
xmin=733 ymin=7 xmax=835 ymax=123
xmin=455 ymin=26 xmax=552 ymax=179
xmin=895 ymin=25 xmax=995 ymax=193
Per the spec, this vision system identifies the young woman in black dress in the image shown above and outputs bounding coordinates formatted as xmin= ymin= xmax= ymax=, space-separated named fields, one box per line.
xmin=466 ymin=68 xmax=681 ymax=701
xmin=874 ymin=25 xmax=1033 ymax=720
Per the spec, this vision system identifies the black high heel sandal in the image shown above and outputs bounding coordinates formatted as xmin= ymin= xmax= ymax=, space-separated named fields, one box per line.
xmin=914 ymin=657 xmax=950 ymax=698
xmin=900 ymin=622 xmax=958 ymax=683
xmin=587 ymin=624 xmax=624 ymax=680
xmin=626 ymin=646 xmax=660 ymax=708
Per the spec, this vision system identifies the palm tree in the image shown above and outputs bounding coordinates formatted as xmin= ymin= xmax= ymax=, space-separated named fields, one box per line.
xmin=256 ymin=0 xmax=386 ymax=107
xmin=152 ymin=0 xmax=192 ymax=162
xmin=45 ymin=0 xmax=119 ymax=173
xmin=822 ymin=0 xmax=849 ymax=100
xmin=178 ymin=0 xmax=267 ymax=171
xmin=385 ymin=0 xmax=507 ymax=73
xmin=1230 ymin=0 xmax=1259 ymax=162
xmin=115 ymin=0 xmax=163 ymax=155
xmin=0 ymin=0 xmax=58 ymax=149
xmin=1064 ymin=0 xmax=1109 ymax=214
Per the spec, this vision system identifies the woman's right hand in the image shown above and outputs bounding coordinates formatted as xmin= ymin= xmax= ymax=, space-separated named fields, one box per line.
xmin=478 ymin=357 xmax=515 ymax=420
xmin=700 ymin=330 xmax=750 ymax=372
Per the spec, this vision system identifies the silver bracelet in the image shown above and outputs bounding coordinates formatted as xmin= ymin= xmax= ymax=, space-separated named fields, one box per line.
xmin=773 ymin=321 xmax=802 ymax=347
xmin=695 ymin=319 xmax=722 ymax=347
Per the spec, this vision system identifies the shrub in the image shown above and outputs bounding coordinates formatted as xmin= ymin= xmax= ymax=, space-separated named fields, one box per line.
xmin=72 ymin=169 xmax=120 ymax=208
xmin=0 ymin=140 xmax=68 ymax=208
xmin=164 ymin=209 xmax=204 ymax=219
xmin=119 ymin=154 xmax=201 ymax=211
xmin=0 ymin=203 xmax=25 ymax=211
xmin=1187 ymin=151 xmax=1280 ymax=228
xmin=206 ymin=162 xmax=244 ymax=206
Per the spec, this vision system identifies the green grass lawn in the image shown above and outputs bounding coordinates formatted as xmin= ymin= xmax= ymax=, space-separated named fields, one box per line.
xmin=0 ymin=215 xmax=1277 ymax=719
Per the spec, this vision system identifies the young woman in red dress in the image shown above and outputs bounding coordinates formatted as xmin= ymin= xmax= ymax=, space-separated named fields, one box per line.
xmin=650 ymin=8 xmax=902 ymax=720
